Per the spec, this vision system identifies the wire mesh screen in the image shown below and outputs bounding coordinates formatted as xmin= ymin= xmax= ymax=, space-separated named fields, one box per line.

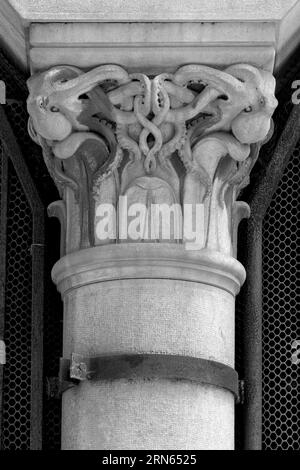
xmin=0 ymin=158 xmax=33 ymax=449
xmin=1 ymin=96 xmax=62 ymax=449
xmin=42 ymin=218 xmax=62 ymax=450
xmin=262 ymin=140 xmax=300 ymax=450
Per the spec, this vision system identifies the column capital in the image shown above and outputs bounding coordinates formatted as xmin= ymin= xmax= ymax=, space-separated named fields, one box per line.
xmin=27 ymin=63 xmax=277 ymax=257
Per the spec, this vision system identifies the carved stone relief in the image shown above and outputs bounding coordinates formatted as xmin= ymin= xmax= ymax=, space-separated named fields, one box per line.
xmin=27 ymin=63 xmax=277 ymax=256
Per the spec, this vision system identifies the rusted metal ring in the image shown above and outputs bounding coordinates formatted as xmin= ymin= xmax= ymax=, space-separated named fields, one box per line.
xmin=59 ymin=353 xmax=239 ymax=400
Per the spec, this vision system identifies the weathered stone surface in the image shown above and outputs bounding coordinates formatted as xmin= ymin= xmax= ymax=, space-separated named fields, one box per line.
xmin=56 ymin=245 xmax=239 ymax=449
xmin=2 ymin=1 xmax=300 ymax=71
xmin=27 ymin=63 xmax=277 ymax=255
xmin=26 ymin=60 xmax=277 ymax=450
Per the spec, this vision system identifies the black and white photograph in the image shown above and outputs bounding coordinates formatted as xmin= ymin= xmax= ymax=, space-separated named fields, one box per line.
xmin=0 ymin=0 xmax=299 ymax=455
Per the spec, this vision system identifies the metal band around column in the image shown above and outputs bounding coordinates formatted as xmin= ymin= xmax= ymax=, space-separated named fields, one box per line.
xmin=59 ymin=353 xmax=239 ymax=400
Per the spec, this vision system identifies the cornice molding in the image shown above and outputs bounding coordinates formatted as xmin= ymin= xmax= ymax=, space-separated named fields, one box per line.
xmin=1 ymin=1 xmax=300 ymax=72
xmin=7 ymin=0 xmax=299 ymax=23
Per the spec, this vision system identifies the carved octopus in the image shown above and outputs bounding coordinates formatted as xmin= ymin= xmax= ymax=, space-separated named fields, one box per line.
xmin=176 ymin=64 xmax=278 ymax=194
xmin=26 ymin=63 xmax=277 ymax=252
xmin=27 ymin=65 xmax=131 ymax=247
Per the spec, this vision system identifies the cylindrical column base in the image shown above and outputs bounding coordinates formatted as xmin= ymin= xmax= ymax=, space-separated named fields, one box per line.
xmin=62 ymin=381 xmax=234 ymax=450
xmin=53 ymin=244 xmax=245 ymax=450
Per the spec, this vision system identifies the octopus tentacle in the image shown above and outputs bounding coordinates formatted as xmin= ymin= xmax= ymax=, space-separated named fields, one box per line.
xmin=178 ymin=128 xmax=212 ymax=198
xmin=116 ymin=123 xmax=141 ymax=161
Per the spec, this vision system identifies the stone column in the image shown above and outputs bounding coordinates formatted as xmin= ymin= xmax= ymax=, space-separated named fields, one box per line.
xmin=27 ymin=63 xmax=277 ymax=449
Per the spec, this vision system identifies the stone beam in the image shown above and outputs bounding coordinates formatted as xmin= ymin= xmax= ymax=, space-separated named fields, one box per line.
xmin=1 ymin=1 xmax=300 ymax=72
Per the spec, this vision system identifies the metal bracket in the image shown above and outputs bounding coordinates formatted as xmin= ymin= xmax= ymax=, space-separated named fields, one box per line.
xmin=58 ymin=353 xmax=240 ymax=401
xmin=69 ymin=353 xmax=94 ymax=381
xmin=46 ymin=377 xmax=60 ymax=399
